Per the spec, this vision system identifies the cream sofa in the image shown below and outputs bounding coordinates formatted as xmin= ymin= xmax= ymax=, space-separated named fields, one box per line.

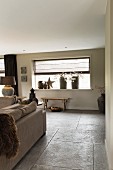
xmin=0 ymin=101 xmax=46 ymax=170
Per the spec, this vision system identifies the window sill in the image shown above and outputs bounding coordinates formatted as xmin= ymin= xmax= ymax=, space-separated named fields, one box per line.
xmin=34 ymin=89 xmax=93 ymax=91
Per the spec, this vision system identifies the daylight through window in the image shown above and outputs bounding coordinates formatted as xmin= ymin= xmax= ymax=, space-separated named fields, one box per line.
xmin=33 ymin=57 xmax=90 ymax=89
xmin=0 ymin=58 xmax=5 ymax=96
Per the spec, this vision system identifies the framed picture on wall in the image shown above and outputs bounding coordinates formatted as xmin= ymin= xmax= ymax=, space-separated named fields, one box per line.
xmin=21 ymin=67 xmax=27 ymax=74
xmin=21 ymin=75 xmax=27 ymax=82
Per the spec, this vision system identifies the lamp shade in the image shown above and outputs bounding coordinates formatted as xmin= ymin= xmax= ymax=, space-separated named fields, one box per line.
xmin=1 ymin=76 xmax=16 ymax=85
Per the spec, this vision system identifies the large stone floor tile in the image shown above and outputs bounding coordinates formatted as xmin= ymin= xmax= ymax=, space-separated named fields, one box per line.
xmin=94 ymin=144 xmax=109 ymax=170
xmin=79 ymin=119 xmax=105 ymax=125
xmin=14 ymin=130 xmax=57 ymax=170
xmin=72 ymin=130 xmax=92 ymax=143
xmin=79 ymin=114 xmax=105 ymax=125
xmin=76 ymin=126 xmax=105 ymax=144
xmin=76 ymin=124 xmax=105 ymax=132
xmin=36 ymin=141 xmax=93 ymax=169
xmin=52 ymin=129 xmax=92 ymax=143
xmin=47 ymin=120 xmax=78 ymax=129
xmin=91 ymin=130 xmax=105 ymax=144
xmin=30 ymin=164 xmax=72 ymax=170
xmin=47 ymin=111 xmax=81 ymax=121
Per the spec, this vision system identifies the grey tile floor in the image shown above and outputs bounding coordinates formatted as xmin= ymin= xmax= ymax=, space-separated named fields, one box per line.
xmin=13 ymin=110 xmax=109 ymax=170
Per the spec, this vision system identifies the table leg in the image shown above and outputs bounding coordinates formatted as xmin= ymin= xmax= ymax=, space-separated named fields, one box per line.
xmin=44 ymin=99 xmax=48 ymax=110
xmin=45 ymin=99 xmax=47 ymax=109
xmin=43 ymin=99 xmax=46 ymax=110
xmin=63 ymin=99 xmax=67 ymax=110
xmin=62 ymin=100 xmax=65 ymax=111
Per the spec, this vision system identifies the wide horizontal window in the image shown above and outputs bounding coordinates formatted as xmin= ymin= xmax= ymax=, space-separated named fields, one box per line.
xmin=33 ymin=57 xmax=90 ymax=89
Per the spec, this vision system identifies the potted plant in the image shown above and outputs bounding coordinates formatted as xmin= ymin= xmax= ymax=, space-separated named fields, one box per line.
xmin=68 ymin=72 xmax=79 ymax=89
xmin=71 ymin=76 xmax=79 ymax=89
xmin=60 ymin=73 xmax=67 ymax=89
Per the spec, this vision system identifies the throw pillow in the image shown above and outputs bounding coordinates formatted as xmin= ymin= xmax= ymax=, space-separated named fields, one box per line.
xmin=9 ymin=109 xmax=23 ymax=121
xmin=20 ymin=101 xmax=37 ymax=117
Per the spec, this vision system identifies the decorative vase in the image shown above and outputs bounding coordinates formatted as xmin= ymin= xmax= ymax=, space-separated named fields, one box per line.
xmin=38 ymin=81 xmax=43 ymax=89
xmin=2 ymin=86 xmax=14 ymax=96
xmin=97 ymin=93 xmax=105 ymax=113
xmin=43 ymin=82 xmax=47 ymax=89
xmin=71 ymin=76 xmax=79 ymax=89
xmin=60 ymin=76 xmax=67 ymax=89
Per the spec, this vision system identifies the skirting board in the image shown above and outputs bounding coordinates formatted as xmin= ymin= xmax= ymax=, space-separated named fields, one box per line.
xmin=105 ymin=139 xmax=112 ymax=170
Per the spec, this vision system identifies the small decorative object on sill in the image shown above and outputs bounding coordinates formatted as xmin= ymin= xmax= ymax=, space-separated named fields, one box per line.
xmin=47 ymin=77 xmax=55 ymax=89
xmin=38 ymin=81 xmax=43 ymax=89
xmin=60 ymin=74 xmax=67 ymax=89
xmin=48 ymin=106 xmax=62 ymax=112
xmin=43 ymin=82 xmax=48 ymax=89
xmin=29 ymin=88 xmax=38 ymax=105
xmin=71 ymin=76 xmax=79 ymax=89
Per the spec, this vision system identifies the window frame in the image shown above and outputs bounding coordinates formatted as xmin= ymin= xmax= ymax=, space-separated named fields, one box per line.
xmin=33 ymin=57 xmax=91 ymax=89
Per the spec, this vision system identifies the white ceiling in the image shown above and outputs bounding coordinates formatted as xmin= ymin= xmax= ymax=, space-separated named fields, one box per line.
xmin=0 ymin=0 xmax=107 ymax=55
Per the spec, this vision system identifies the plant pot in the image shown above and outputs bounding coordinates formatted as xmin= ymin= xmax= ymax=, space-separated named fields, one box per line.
xmin=71 ymin=76 xmax=79 ymax=89
xmin=60 ymin=77 xmax=67 ymax=89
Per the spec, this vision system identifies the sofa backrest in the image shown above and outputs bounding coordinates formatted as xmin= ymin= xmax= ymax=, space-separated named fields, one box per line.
xmin=0 ymin=96 xmax=15 ymax=109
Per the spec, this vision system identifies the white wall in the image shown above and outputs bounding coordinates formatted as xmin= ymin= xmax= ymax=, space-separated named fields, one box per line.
xmin=17 ymin=48 xmax=105 ymax=110
xmin=105 ymin=0 xmax=113 ymax=169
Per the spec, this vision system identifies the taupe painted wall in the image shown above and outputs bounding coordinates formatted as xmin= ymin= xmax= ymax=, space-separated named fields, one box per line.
xmin=105 ymin=0 xmax=113 ymax=169
xmin=17 ymin=48 xmax=105 ymax=110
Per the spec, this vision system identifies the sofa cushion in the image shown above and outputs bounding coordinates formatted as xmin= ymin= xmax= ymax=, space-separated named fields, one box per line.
xmin=20 ymin=101 xmax=37 ymax=117
xmin=9 ymin=109 xmax=23 ymax=121
xmin=0 ymin=101 xmax=37 ymax=121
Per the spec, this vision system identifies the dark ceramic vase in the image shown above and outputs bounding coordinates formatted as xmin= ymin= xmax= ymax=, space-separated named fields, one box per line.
xmin=38 ymin=81 xmax=43 ymax=89
xmin=71 ymin=76 xmax=79 ymax=89
xmin=60 ymin=77 xmax=67 ymax=89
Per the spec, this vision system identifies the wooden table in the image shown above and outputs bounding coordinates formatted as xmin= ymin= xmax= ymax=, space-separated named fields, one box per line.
xmin=41 ymin=97 xmax=69 ymax=111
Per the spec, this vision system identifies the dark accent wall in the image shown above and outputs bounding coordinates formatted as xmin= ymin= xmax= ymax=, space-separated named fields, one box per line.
xmin=4 ymin=54 xmax=18 ymax=96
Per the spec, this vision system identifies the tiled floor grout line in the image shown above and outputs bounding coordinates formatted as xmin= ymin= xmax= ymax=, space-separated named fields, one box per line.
xmin=75 ymin=114 xmax=81 ymax=130
xmin=29 ymin=129 xmax=60 ymax=170
xmin=33 ymin=129 xmax=59 ymax=162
